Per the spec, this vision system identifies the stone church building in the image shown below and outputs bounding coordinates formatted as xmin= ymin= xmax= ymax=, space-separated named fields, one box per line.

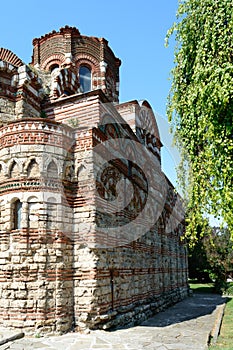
xmin=0 ymin=26 xmax=188 ymax=333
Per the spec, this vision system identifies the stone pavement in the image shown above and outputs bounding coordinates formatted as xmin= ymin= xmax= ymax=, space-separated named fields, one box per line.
xmin=0 ymin=293 xmax=226 ymax=350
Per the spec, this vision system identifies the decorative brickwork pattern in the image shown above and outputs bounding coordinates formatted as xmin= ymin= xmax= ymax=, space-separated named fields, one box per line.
xmin=0 ymin=48 xmax=24 ymax=67
xmin=32 ymin=26 xmax=121 ymax=103
xmin=0 ymin=26 xmax=188 ymax=335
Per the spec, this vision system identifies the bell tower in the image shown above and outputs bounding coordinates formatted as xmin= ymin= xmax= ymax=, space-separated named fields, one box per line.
xmin=31 ymin=26 xmax=121 ymax=103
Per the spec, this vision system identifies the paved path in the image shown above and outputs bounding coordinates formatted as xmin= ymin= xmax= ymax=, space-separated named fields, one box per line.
xmin=0 ymin=293 xmax=226 ymax=350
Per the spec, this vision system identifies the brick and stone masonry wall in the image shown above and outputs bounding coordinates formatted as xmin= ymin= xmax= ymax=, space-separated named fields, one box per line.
xmin=0 ymin=94 xmax=189 ymax=333
xmin=69 ymin=119 xmax=188 ymax=331
xmin=0 ymin=27 xmax=189 ymax=334
xmin=48 ymin=93 xmax=188 ymax=332
xmin=0 ymin=119 xmax=74 ymax=333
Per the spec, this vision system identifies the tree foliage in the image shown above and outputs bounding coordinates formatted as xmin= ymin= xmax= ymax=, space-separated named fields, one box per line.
xmin=188 ymin=225 xmax=211 ymax=282
xmin=204 ymin=228 xmax=233 ymax=287
xmin=189 ymin=226 xmax=233 ymax=293
xmin=166 ymin=0 xmax=233 ymax=240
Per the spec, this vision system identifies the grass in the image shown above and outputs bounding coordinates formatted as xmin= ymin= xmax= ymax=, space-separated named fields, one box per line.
xmin=189 ymin=280 xmax=214 ymax=293
xmin=208 ymin=297 xmax=233 ymax=350
xmin=223 ymin=283 xmax=233 ymax=297
xmin=189 ymin=281 xmax=233 ymax=295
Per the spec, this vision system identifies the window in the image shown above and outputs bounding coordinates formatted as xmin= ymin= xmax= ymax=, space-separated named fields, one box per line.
xmin=50 ymin=64 xmax=59 ymax=73
xmin=79 ymin=66 xmax=91 ymax=93
xmin=13 ymin=199 xmax=22 ymax=229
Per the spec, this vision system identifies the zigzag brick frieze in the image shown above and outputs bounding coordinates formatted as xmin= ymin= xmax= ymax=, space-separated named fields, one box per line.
xmin=0 ymin=121 xmax=73 ymax=149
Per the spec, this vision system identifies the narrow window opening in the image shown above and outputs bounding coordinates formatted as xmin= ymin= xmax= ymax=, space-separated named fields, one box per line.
xmin=79 ymin=66 xmax=91 ymax=93
xmin=13 ymin=199 xmax=22 ymax=230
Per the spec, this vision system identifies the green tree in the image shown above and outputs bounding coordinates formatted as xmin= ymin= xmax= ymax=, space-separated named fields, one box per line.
xmin=188 ymin=225 xmax=233 ymax=292
xmin=188 ymin=225 xmax=211 ymax=282
xmin=166 ymin=0 xmax=233 ymax=240
xmin=203 ymin=227 xmax=233 ymax=292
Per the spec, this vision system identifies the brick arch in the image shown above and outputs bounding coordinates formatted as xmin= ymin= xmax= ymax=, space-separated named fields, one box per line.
xmin=41 ymin=54 xmax=66 ymax=71
xmin=75 ymin=55 xmax=101 ymax=93
xmin=0 ymin=48 xmax=23 ymax=67
xmin=75 ymin=54 xmax=100 ymax=72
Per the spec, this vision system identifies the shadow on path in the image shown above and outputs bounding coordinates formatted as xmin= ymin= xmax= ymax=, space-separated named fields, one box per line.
xmin=140 ymin=293 xmax=226 ymax=327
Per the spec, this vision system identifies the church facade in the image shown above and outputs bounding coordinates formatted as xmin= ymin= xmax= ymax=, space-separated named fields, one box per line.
xmin=0 ymin=26 xmax=188 ymax=333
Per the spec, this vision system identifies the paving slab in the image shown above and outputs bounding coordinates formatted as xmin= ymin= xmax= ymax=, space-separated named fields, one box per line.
xmin=0 ymin=293 xmax=226 ymax=350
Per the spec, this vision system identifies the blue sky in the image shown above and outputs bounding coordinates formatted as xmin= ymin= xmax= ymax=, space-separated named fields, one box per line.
xmin=0 ymin=0 xmax=180 ymax=186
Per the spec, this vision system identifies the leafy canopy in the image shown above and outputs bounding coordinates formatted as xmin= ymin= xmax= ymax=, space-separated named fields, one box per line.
xmin=189 ymin=225 xmax=233 ymax=292
xmin=166 ymin=0 xmax=233 ymax=240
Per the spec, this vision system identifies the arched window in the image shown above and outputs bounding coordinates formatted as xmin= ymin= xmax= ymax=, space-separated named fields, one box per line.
xmin=79 ymin=66 xmax=91 ymax=93
xmin=12 ymin=199 xmax=22 ymax=230
xmin=50 ymin=64 xmax=59 ymax=73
